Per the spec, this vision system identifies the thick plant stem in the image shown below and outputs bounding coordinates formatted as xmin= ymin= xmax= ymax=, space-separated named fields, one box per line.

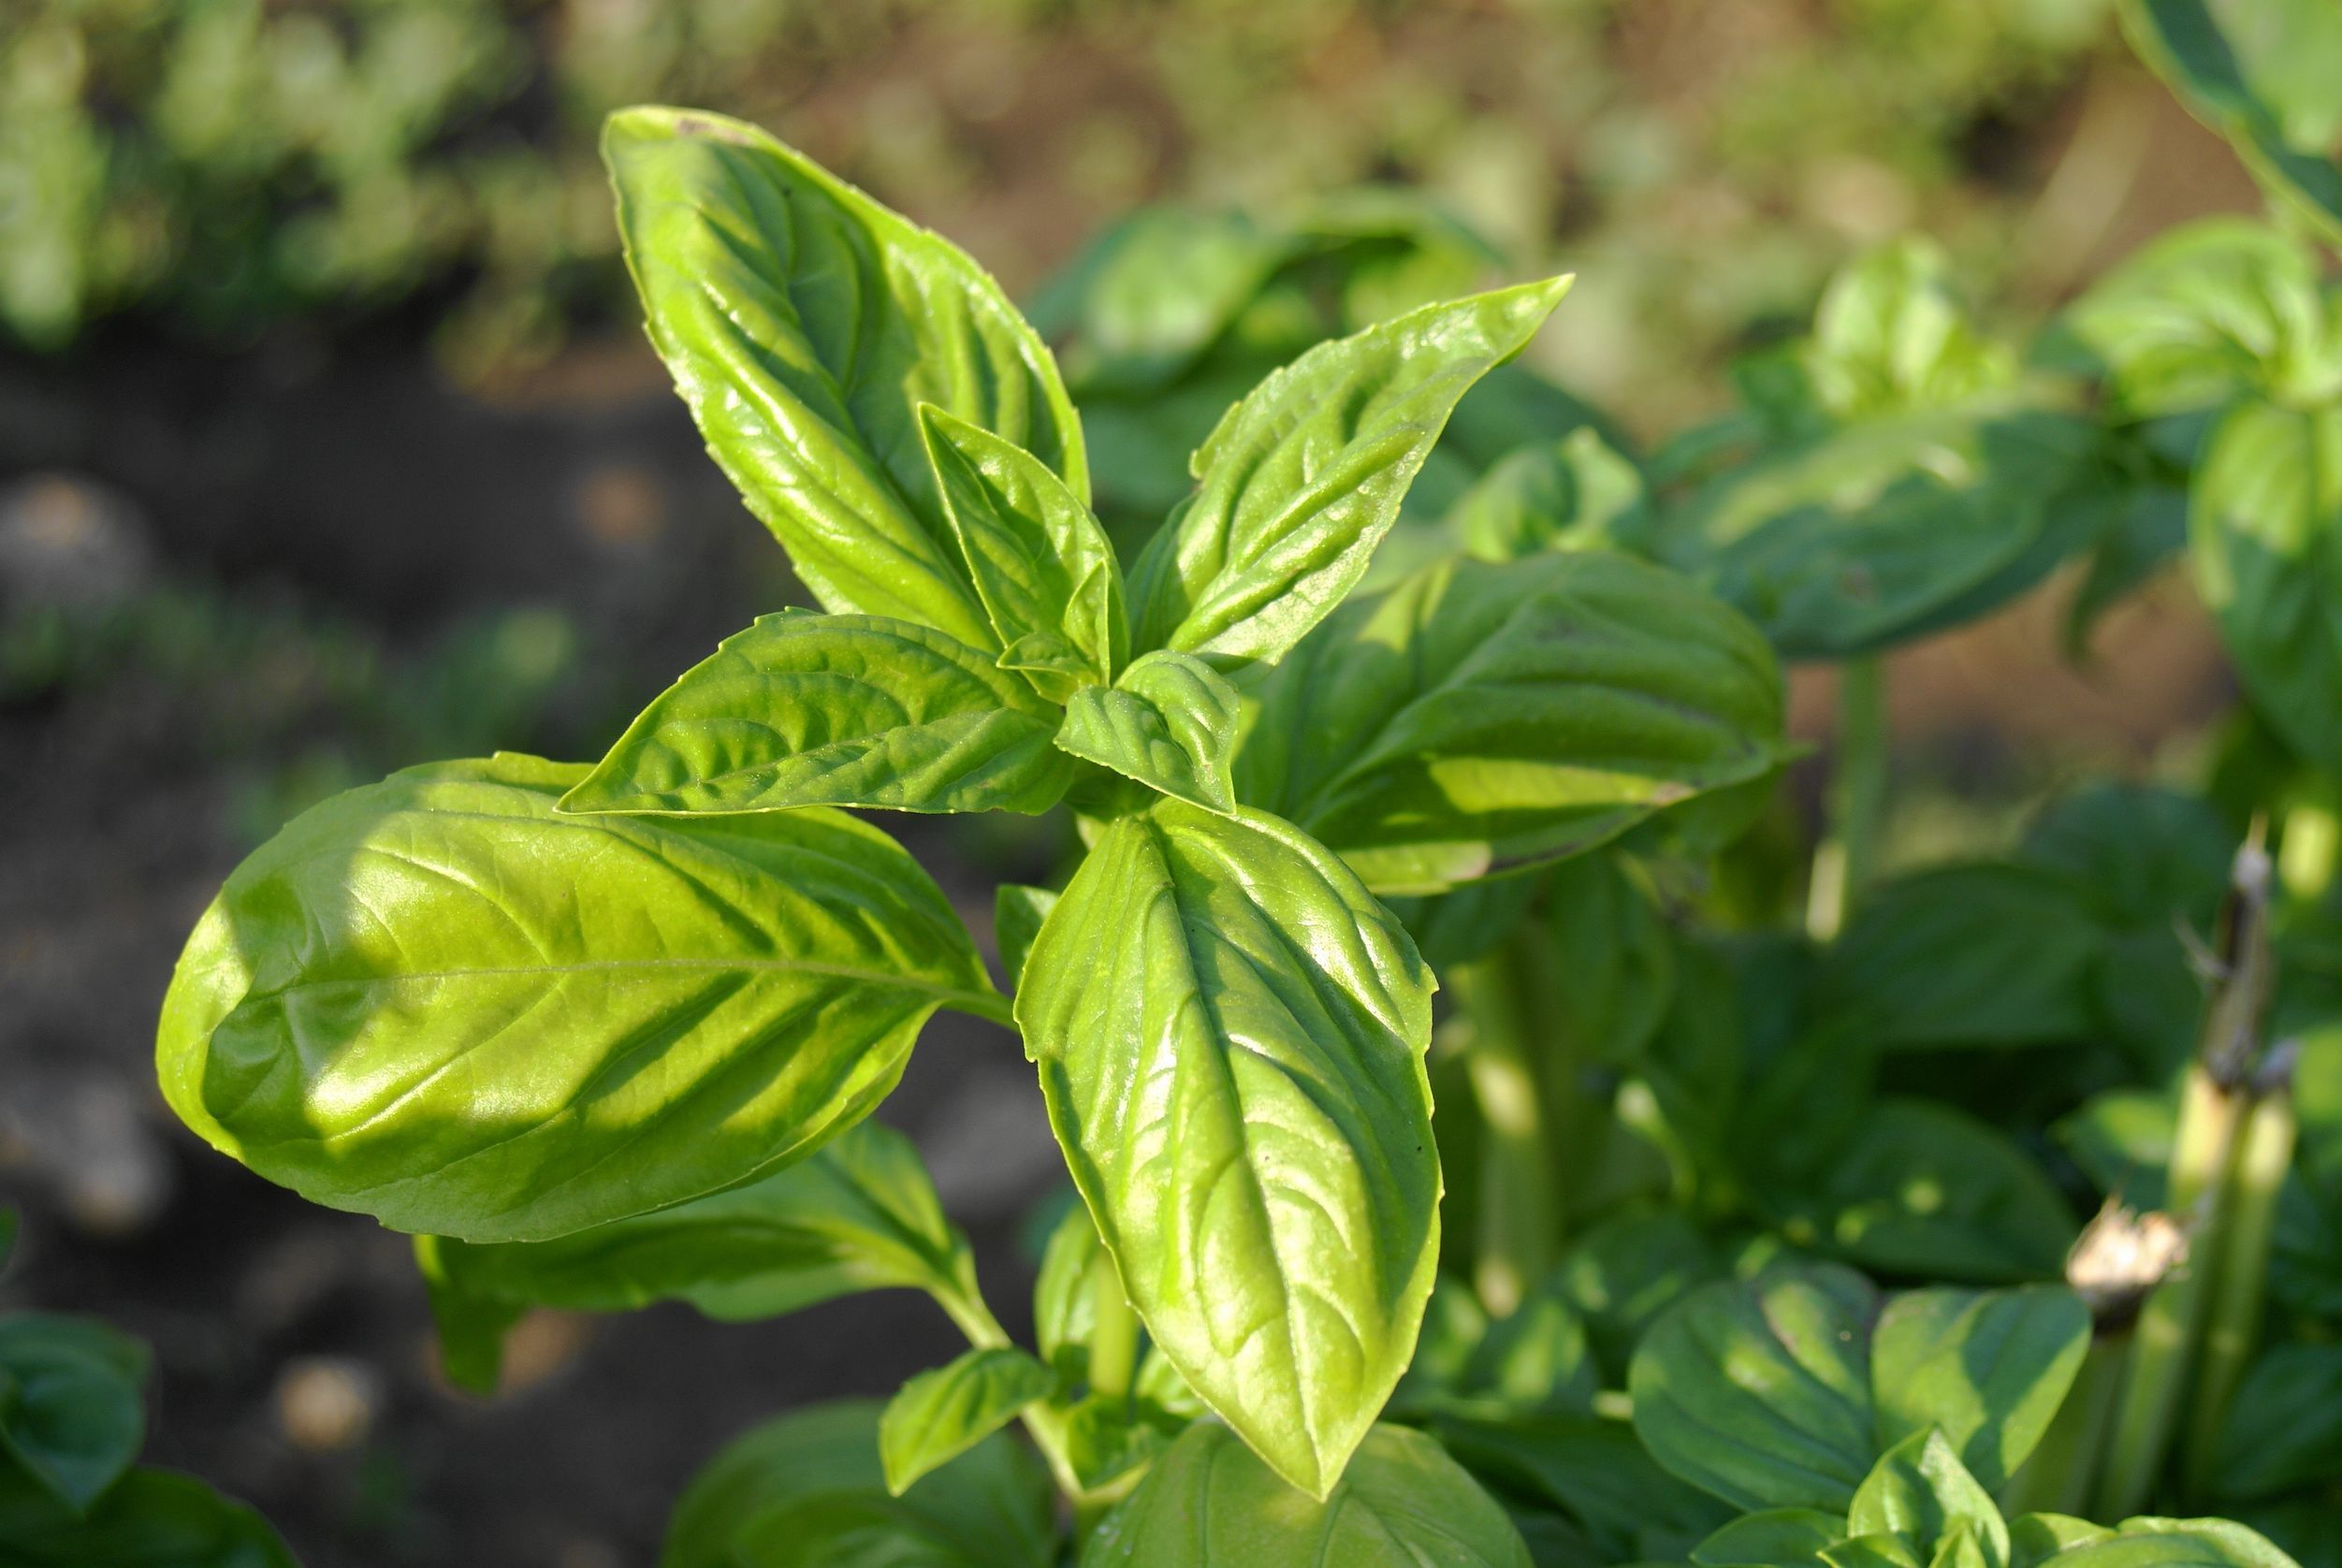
xmin=2183 ymin=1075 xmax=2297 ymax=1500
xmin=1807 ymin=655 xmax=1887 ymax=942
xmin=2002 ymin=1331 xmax=2131 ymax=1517
xmin=1450 ymin=945 xmax=1559 ymax=1317
xmin=1085 ymin=1248 xmax=1140 ymax=1401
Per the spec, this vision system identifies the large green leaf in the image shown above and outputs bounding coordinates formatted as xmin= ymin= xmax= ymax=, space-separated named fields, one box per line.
xmin=2123 ymin=0 xmax=2342 ymax=246
xmin=561 ymin=613 xmax=1075 ymax=817
xmin=0 ymin=1314 xmax=149 ymax=1515
xmin=415 ymin=1121 xmax=978 ymax=1392
xmin=1235 ymin=551 xmax=1785 ymax=894
xmin=1055 ymin=650 xmax=1243 ymax=814
xmin=1630 ymin=1264 xmax=1882 ymax=1514
xmin=661 ymin=1400 xmax=1055 ymax=1568
xmin=1429 ymin=1411 xmax=1736 ymax=1560
xmin=2204 ymin=1342 xmax=2342 ymax=1503
xmin=1083 ymin=1421 xmax=1531 ymax=1568
xmin=1016 ymin=798 xmax=1439 ymax=1497
xmin=1449 ymin=428 xmax=1650 ymax=562
xmin=920 ymin=404 xmax=1126 ymax=699
xmin=1029 ymin=205 xmax=1296 ymax=394
xmin=1848 ymin=1432 xmax=2008 ymax=1568
xmin=0 ymin=1464 xmax=298 ymax=1568
xmin=1798 ymin=240 xmax=2015 ymax=423
xmin=2052 ymin=1517 xmax=2304 ymax=1568
xmin=1869 ymin=1286 xmax=2091 ymax=1494
xmin=1694 ymin=1510 xmax=1851 ymax=1568
xmin=604 ymin=107 xmax=1084 ymax=648
xmin=157 ymin=754 xmax=996 ymax=1242
xmin=2189 ymin=398 xmax=2342 ymax=774
xmin=880 ymin=1347 xmax=1057 ymax=1496
xmin=1127 ymin=278 xmax=1571 ymax=665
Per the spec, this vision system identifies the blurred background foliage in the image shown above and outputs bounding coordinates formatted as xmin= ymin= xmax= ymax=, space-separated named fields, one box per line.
xmin=0 ymin=0 xmax=2230 ymax=420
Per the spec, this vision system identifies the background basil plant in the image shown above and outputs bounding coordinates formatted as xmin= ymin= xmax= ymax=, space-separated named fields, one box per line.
xmin=139 ymin=5 xmax=2342 ymax=1555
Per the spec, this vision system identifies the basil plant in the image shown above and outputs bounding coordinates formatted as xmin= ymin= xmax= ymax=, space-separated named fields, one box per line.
xmin=152 ymin=108 xmax=1790 ymax=1561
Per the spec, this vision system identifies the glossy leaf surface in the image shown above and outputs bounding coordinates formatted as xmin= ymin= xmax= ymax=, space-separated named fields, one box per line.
xmin=1055 ymin=650 xmax=1243 ymax=814
xmin=1082 ymin=1421 xmax=1531 ymax=1568
xmin=1017 ymin=798 xmax=1439 ymax=1497
xmin=561 ymin=613 xmax=1073 ymax=817
xmin=158 ymin=754 xmax=995 ymax=1241
xmin=1236 ymin=551 xmax=1784 ymax=894
xmin=605 ymin=108 xmax=1085 ymax=648
xmin=1127 ymin=279 xmax=1570 ymax=665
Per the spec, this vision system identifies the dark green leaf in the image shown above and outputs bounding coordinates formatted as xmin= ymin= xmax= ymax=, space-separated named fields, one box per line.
xmin=1551 ymin=1207 xmax=1725 ymax=1382
xmin=2205 ymin=1342 xmax=2342 ymax=1503
xmin=158 ymin=754 xmax=996 ymax=1242
xmin=0 ymin=1314 xmax=149 ymax=1516
xmin=560 ymin=613 xmax=1074 ymax=817
xmin=414 ymin=1121 xmax=977 ymax=1392
xmin=1629 ymin=1264 xmax=1881 ymax=1513
xmin=1431 ymin=1411 xmax=1736 ymax=1560
xmin=726 ymin=1493 xmax=981 ymax=1568
xmin=1083 ymin=1421 xmax=1532 ymax=1567
xmin=920 ymin=404 xmax=1125 ymax=699
xmin=1847 ymin=1432 xmax=2008 ymax=1568
xmin=0 ymin=1464 xmax=298 ymax=1567
xmin=1054 ymin=651 xmax=1242 ymax=814
xmin=1016 ymin=798 xmax=1438 ymax=1497
xmin=880 ymin=1348 xmax=1056 ymax=1496
xmin=1694 ymin=1510 xmax=1853 ymax=1568
xmin=1869 ymin=1287 xmax=2091 ymax=1493
xmin=604 ymin=108 xmax=1084 ymax=649
xmin=1127 ymin=279 xmax=1571 ymax=665
xmin=2065 ymin=484 xmax=2189 ymax=658
xmin=1236 ymin=550 xmax=1785 ymax=894
xmin=2189 ymin=398 xmax=2342 ymax=774
xmin=2009 ymin=1516 xmax=2113 ymax=1568
xmin=1034 ymin=206 xmax=1294 ymax=393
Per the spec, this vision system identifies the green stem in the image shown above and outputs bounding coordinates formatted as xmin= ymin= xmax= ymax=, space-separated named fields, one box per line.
xmin=2183 ymin=1080 xmax=2296 ymax=1500
xmin=2002 ymin=1330 xmax=2131 ymax=1517
xmin=1807 ymin=655 xmax=1887 ymax=942
xmin=1085 ymin=1249 xmax=1140 ymax=1401
xmin=2094 ymin=1065 xmax=2244 ymax=1518
xmin=933 ymin=1275 xmax=1096 ymax=1509
xmin=1450 ymin=944 xmax=1560 ymax=1317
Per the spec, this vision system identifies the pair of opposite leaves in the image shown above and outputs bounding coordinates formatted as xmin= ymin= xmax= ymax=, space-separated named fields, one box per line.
xmin=153 ymin=108 xmax=1782 ymax=1500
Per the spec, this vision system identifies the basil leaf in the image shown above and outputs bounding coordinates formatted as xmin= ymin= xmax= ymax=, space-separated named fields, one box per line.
xmin=1237 ymin=551 xmax=1785 ymax=894
xmin=2122 ymin=0 xmax=2342 ymax=247
xmin=1054 ymin=650 xmax=1242 ymax=814
xmin=994 ymin=885 xmax=1057 ymax=995
xmin=1693 ymin=1510 xmax=1854 ymax=1568
xmin=1017 ymin=798 xmax=1438 ymax=1497
xmin=0 ymin=1464 xmax=298 ymax=1568
xmin=661 ymin=1400 xmax=1055 ymax=1568
xmin=0 ymin=1314 xmax=149 ymax=1515
xmin=1084 ymin=1421 xmax=1531 ymax=1568
xmin=2010 ymin=1516 xmax=2114 ymax=1568
xmin=604 ymin=108 xmax=1084 ymax=648
xmin=2047 ymin=220 xmax=2338 ymax=418
xmin=1800 ymin=240 xmax=2015 ymax=422
xmin=1429 ymin=1411 xmax=1736 ymax=1560
xmin=1629 ymin=1264 xmax=1881 ymax=1513
xmin=1127 ymin=278 xmax=1571 ymax=665
xmin=1450 ymin=428 xmax=1650 ymax=562
xmin=1552 ymin=1206 xmax=1725 ymax=1383
xmin=1849 ymin=1432 xmax=2008 ymax=1568
xmin=1869 ymin=1287 xmax=2091 ymax=1494
xmin=415 ymin=1121 xmax=977 ymax=1391
xmin=2204 ymin=1341 xmax=2342 ymax=1503
xmin=2054 ymin=1518 xmax=2303 ymax=1568
xmin=2189 ymin=398 xmax=2342 ymax=773
xmin=560 ymin=613 xmax=1073 ymax=818
xmin=920 ymin=404 xmax=1125 ymax=699
xmin=1825 ymin=1535 xmax=1926 ymax=1568
xmin=726 ymin=1494 xmax=978 ymax=1568
xmin=880 ymin=1347 xmax=1057 ymax=1496
xmin=1030 ymin=205 xmax=1294 ymax=395
xmin=158 ymin=753 xmax=998 ymax=1242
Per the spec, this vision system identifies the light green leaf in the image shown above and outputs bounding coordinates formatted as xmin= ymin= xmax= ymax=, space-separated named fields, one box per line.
xmin=1055 ymin=650 xmax=1243 ymax=813
xmin=2047 ymin=220 xmax=2340 ymax=418
xmin=1016 ymin=798 xmax=1439 ymax=1498
xmin=1235 ymin=551 xmax=1785 ymax=894
xmin=0 ymin=1464 xmax=298 ymax=1568
xmin=1693 ymin=1510 xmax=1851 ymax=1568
xmin=560 ymin=613 xmax=1073 ymax=817
xmin=2122 ymin=0 xmax=2342 ymax=247
xmin=1030 ymin=205 xmax=1295 ymax=394
xmin=1127 ymin=278 xmax=1571 ymax=665
xmin=1848 ymin=1432 xmax=2008 ymax=1568
xmin=994 ymin=885 xmax=1058 ymax=995
xmin=1451 ymin=428 xmax=1650 ymax=562
xmin=1629 ymin=1264 xmax=1880 ymax=1513
xmin=1870 ymin=1287 xmax=2091 ymax=1494
xmin=661 ymin=1400 xmax=1055 ymax=1568
xmin=158 ymin=754 xmax=997 ymax=1242
xmin=0 ymin=1314 xmax=150 ymax=1516
xmin=2055 ymin=1518 xmax=2305 ymax=1568
xmin=604 ymin=107 xmax=1084 ymax=648
xmin=920 ymin=404 xmax=1125 ymax=698
xmin=1082 ymin=1421 xmax=1532 ymax=1568
xmin=1826 ymin=1535 xmax=1927 ymax=1568
xmin=2010 ymin=1516 xmax=2113 ymax=1568
xmin=2189 ymin=397 xmax=2342 ymax=774
xmin=415 ymin=1121 xmax=977 ymax=1392
xmin=1801 ymin=240 xmax=2015 ymax=422
xmin=880 ymin=1347 xmax=1057 ymax=1496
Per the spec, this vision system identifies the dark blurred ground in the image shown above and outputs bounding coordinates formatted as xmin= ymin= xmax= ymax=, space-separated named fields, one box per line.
xmin=0 ymin=1 xmax=2270 ymax=1561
